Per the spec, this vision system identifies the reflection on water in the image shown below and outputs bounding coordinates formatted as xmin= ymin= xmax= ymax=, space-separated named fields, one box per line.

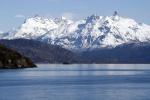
xmin=0 ymin=64 xmax=150 ymax=100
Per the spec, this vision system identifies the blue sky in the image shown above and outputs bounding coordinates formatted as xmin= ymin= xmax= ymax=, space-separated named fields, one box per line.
xmin=0 ymin=0 xmax=150 ymax=31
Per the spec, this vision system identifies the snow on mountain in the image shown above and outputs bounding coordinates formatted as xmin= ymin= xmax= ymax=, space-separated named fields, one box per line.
xmin=2 ymin=12 xmax=150 ymax=50
xmin=7 ymin=16 xmax=58 ymax=39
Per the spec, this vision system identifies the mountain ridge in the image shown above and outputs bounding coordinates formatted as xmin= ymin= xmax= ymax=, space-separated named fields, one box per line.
xmin=0 ymin=39 xmax=80 ymax=63
xmin=1 ymin=12 xmax=150 ymax=50
xmin=1 ymin=39 xmax=150 ymax=64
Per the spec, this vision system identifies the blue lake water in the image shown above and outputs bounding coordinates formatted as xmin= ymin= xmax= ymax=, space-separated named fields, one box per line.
xmin=0 ymin=64 xmax=150 ymax=100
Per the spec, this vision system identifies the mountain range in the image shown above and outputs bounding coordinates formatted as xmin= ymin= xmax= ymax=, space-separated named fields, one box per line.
xmin=0 ymin=12 xmax=150 ymax=63
xmin=1 ymin=12 xmax=150 ymax=50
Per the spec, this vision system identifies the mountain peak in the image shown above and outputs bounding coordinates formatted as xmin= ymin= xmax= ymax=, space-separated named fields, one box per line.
xmin=54 ymin=16 xmax=67 ymax=23
xmin=87 ymin=14 xmax=101 ymax=20
xmin=113 ymin=11 xmax=119 ymax=16
xmin=60 ymin=16 xmax=67 ymax=20
xmin=34 ymin=14 xmax=40 ymax=18
xmin=112 ymin=11 xmax=120 ymax=21
xmin=85 ymin=14 xmax=102 ymax=24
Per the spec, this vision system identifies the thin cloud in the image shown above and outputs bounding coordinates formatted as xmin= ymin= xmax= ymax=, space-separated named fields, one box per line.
xmin=15 ymin=14 xmax=25 ymax=18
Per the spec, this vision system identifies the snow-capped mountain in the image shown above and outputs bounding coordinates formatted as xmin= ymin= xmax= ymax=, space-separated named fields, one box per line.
xmin=2 ymin=12 xmax=150 ymax=50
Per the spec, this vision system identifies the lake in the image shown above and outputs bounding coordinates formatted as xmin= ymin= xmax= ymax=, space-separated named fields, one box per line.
xmin=0 ymin=64 xmax=150 ymax=100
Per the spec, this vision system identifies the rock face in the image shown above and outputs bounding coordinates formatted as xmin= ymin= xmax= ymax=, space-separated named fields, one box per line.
xmin=0 ymin=44 xmax=36 ymax=69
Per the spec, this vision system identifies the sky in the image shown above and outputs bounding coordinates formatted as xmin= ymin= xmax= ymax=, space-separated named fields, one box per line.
xmin=0 ymin=0 xmax=150 ymax=32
